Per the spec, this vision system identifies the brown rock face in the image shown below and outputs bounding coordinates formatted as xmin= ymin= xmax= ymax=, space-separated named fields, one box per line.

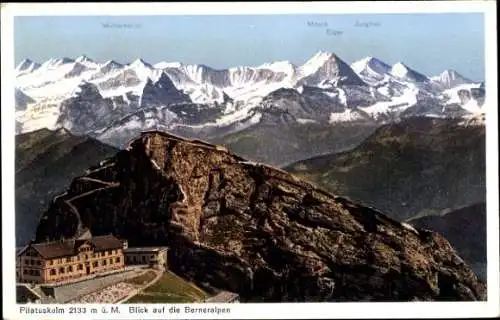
xmin=35 ymin=131 xmax=486 ymax=301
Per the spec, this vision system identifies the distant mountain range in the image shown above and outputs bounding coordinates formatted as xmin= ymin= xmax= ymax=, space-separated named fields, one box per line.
xmin=15 ymin=128 xmax=118 ymax=246
xmin=15 ymin=52 xmax=485 ymax=159
xmin=285 ymin=117 xmax=485 ymax=222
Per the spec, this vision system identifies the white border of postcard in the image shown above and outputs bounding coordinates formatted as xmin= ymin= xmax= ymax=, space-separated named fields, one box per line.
xmin=2 ymin=1 xmax=499 ymax=319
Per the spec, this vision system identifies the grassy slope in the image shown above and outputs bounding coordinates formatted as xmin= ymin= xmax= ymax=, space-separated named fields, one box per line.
xmin=285 ymin=117 xmax=486 ymax=221
xmin=125 ymin=270 xmax=157 ymax=286
xmin=126 ymin=271 xmax=208 ymax=303
xmin=15 ymin=128 xmax=118 ymax=246
xmin=212 ymin=122 xmax=377 ymax=167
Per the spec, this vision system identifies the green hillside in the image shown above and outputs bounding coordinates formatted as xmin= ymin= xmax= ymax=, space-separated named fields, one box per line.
xmin=285 ymin=117 xmax=485 ymax=221
xmin=15 ymin=128 xmax=118 ymax=246
xmin=213 ymin=122 xmax=377 ymax=166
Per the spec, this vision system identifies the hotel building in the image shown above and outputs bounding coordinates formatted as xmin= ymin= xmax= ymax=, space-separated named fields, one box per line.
xmin=123 ymin=243 xmax=168 ymax=269
xmin=17 ymin=233 xmax=125 ymax=284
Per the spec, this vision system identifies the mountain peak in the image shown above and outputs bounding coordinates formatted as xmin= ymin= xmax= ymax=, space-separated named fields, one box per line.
xmin=307 ymin=51 xmax=338 ymax=65
xmin=76 ymin=55 xmax=92 ymax=61
xmin=154 ymin=61 xmax=183 ymax=69
xmin=139 ymin=71 xmax=191 ymax=106
xmin=351 ymin=56 xmax=391 ymax=75
xmin=435 ymin=69 xmax=472 ymax=83
xmin=102 ymin=60 xmax=122 ymax=67
xmin=300 ymin=51 xmax=365 ymax=86
xmin=441 ymin=69 xmax=459 ymax=76
xmin=102 ymin=60 xmax=123 ymax=68
xmin=390 ymin=62 xmax=428 ymax=82
xmin=439 ymin=69 xmax=472 ymax=82
xmin=313 ymin=50 xmax=337 ymax=58
xmin=75 ymin=55 xmax=95 ymax=64
xmin=391 ymin=62 xmax=409 ymax=75
xmin=130 ymin=58 xmax=153 ymax=69
xmin=16 ymin=59 xmax=40 ymax=73
xmin=41 ymin=57 xmax=75 ymax=68
xmin=17 ymin=58 xmax=33 ymax=66
xmin=70 ymin=80 xmax=102 ymax=99
xmin=256 ymin=61 xmax=296 ymax=77
xmin=96 ymin=60 xmax=124 ymax=75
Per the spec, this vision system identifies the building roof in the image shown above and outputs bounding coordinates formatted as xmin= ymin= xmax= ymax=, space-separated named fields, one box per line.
xmin=124 ymin=247 xmax=169 ymax=253
xmin=21 ymin=235 xmax=123 ymax=260
xmin=91 ymin=235 xmax=124 ymax=251
xmin=205 ymin=291 xmax=239 ymax=303
xmin=16 ymin=246 xmax=27 ymax=254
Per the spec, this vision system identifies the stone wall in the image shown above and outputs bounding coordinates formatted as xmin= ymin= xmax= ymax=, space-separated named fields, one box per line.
xmin=40 ymin=268 xmax=142 ymax=303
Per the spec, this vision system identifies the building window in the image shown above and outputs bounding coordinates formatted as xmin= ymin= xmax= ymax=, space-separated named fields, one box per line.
xmin=23 ymin=269 xmax=28 ymax=275
xmin=49 ymin=260 xmax=53 ymax=265
xmin=116 ymin=257 xmax=121 ymax=263
xmin=59 ymin=267 xmax=65 ymax=274
xmin=66 ymin=257 xmax=71 ymax=262
xmin=50 ymin=269 xmax=56 ymax=275
xmin=85 ymin=255 xmax=88 ymax=260
xmin=92 ymin=261 xmax=98 ymax=268
xmin=36 ymin=260 xmax=41 ymax=266
xmin=78 ymin=264 xmax=83 ymax=270
xmin=68 ymin=266 xmax=73 ymax=272
xmin=35 ymin=270 xmax=40 ymax=276
xmin=92 ymin=253 xmax=96 ymax=258
xmin=30 ymin=259 xmax=35 ymax=265
xmin=102 ymin=260 xmax=107 ymax=266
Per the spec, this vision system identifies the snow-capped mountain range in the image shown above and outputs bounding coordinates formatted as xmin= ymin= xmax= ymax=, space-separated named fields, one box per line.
xmin=15 ymin=51 xmax=485 ymax=147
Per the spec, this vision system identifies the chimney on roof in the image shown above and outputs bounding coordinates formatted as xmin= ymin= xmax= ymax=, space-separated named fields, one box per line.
xmin=76 ymin=228 xmax=92 ymax=240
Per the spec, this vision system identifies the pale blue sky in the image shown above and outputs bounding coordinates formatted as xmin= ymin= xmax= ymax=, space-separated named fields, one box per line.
xmin=15 ymin=14 xmax=485 ymax=81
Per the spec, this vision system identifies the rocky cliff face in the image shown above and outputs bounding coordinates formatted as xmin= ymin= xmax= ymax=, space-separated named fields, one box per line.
xmin=35 ymin=131 xmax=486 ymax=301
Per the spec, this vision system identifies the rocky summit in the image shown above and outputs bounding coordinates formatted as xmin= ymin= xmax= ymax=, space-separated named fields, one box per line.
xmin=35 ymin=131 xmax=486 ymax=302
